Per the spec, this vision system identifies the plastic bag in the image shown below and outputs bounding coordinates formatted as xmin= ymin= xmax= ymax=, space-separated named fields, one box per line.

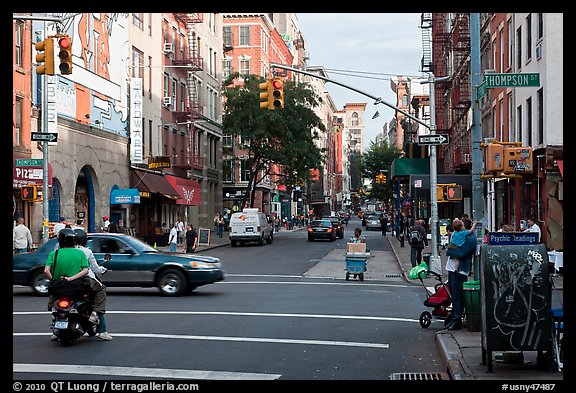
xmin=409 ymin=261 xmax=428 ymax=280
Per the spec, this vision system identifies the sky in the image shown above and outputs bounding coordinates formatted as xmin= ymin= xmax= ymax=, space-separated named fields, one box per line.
xmin=296 ymin=13 xmax=425 ymax=150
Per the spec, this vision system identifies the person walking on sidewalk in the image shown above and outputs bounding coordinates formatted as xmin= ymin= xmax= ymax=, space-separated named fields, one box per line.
xmin=13 ymin=216 xmax=33 ymax=254
xmin=168 ymin=223 xmax=178 ymax=252
xmin=444 ymin=217 xmax=476 ymax=330
xmin=185 ymin=224 xmax=197 ymax=253
xmin=408 ymin=219 xmax=428 ymax=267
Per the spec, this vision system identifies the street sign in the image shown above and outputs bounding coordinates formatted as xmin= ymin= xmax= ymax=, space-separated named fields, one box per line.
xmin=477 ymin=82 xmax=487 ymax=100
xmin=31 ymin=132 xmax=58 ymax=142
xmin=418 ymin=134 xmax=449 ymax=145
xmin=483 ymin=73 xmax=540 ymax=88
xmin=15 ymin=158 xmax=43 ymax=166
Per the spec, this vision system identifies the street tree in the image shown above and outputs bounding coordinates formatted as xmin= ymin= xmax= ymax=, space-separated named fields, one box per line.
xmin=362 ymin=140 xmax=401 ymax=207
xmin=222 ymin=72 xmax=326 ymax=209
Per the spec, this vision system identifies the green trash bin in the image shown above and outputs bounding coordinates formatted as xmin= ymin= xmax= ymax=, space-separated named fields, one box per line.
xmin=463 ymin=280 xmax=481 ymax=332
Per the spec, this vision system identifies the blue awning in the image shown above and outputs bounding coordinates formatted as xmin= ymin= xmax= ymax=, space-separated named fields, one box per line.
xmin=110 ymin=188 xmax=141 ymax=205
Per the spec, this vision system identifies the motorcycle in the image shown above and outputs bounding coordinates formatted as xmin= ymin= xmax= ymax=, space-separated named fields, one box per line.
xmin=51 ymin=293 xmax=98 ymax=346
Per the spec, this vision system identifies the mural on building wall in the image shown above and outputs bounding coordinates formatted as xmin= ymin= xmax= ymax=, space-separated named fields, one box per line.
xmin=34 ymin=13 xmax=130 ymax=136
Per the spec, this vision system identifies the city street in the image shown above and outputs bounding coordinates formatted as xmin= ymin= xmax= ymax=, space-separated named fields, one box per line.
xmin=13 ymin=218 xmax=446 ymax=381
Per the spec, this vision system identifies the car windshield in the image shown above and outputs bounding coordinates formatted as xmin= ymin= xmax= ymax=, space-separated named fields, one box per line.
xmin=311 ymin=220 xmax=332 ymax=228
xmin=121 ymin=235 xmax=159 ymax=253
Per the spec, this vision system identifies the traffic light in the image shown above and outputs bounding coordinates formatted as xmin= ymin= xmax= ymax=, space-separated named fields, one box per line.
xmin=445 ymin=184 xmax=462 ymax=201
xmin=375 ymin=174 xmax=382 ymax=184
xmin=484 ymin=143 xmax=504 ymax=173
xmin=503 ymin=146 xmax=533 ymax=175
xmin=21 ymin=185 xmax=37 ymax=201
xmin=57 ymin=35 xmax=73 ymax=75
xmin=271 ymin=77 xmax=284 ymax=109
xmin=437 ymin=185 xmax=445 ymax=201
xmin=381 ymin=174 xmax=386 ymax=184
xmin=34 ymin=38 xmax=55 ymax=75
xmin=259 ymin=79 xmax=272 ymax=109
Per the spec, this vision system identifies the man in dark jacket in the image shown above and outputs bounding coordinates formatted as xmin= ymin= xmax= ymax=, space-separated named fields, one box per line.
xmin=445 ymin=217 xmax=476 ymax=330
xmin=408 ymin=219 xmax=428 ymax=267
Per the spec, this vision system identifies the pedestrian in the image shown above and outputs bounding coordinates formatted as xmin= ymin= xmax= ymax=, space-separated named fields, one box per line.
xmin=185 ymin=224 xmax=197 ymax=253
xmin=13 ymin=216 xmax=33 ymax=253
xmin=73 ymin=229 xmax=112 ymax=340
xmin=101 ymin=216 xmax=110 ymax=232
xmin=497 ymin=222 xmax=515 ymax=232
xmin=446 ymin=219 xmax=477 ymax=272
xmin=379 ymin=213 xmax=388 ymax=236
xmin=176 ymin=217 xmax=184 ymax=244
xmin=444 ymin=218 xmax=476 ymax=331
xmin=525 ymin=217 xmax=541 ymax=242
xmin=407 ymin=218 xmax=428 ymax=268
xmin=218 ymin=215 xmax=225 ymax=238
xmin=213 ymin=213 xmax=221 ymax=231
xmin=53 ymin=216 xmax=67 ymax=237
xmin=350 ymin=227 xmax=366 ymax=243
xmin=107 ymin=221 xmax=119 ymax=233
xmin=168 ymin=223 xmax=178 ymax=252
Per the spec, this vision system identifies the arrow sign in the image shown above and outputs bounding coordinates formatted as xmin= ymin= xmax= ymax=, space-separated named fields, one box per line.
xmin=418 ymin=134 xmax=449 ymax=145
xmin=31 ymin=132 xmax=58 ymax=142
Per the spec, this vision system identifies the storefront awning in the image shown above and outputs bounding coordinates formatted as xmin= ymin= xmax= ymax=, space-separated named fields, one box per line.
xmin=165 ymin=174 xmax=201 ymax=205
xmin=557 ymin=160 xmax=563 ymax=178
xmin=131 ymin=169 xmax=180 ymax=200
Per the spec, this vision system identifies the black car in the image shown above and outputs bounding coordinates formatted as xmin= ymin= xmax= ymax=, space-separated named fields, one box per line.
xmin=13 ymin=233 xmax=225 ymax=297
xmin=321 ymin=216 xmax=345 ymax=239
xmin=307 ymin=219 xmax=336 ymax=242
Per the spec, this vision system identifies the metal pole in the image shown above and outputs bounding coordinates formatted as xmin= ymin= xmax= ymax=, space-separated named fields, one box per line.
xmin=470 ymin=13 xmax=484 ymax=280
xmin=427 ymin=74 xmax=440 ymax=273
xmin=41 ymin=21 xmax=49 ymax=244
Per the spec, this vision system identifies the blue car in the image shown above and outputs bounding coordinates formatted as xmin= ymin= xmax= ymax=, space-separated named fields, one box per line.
xmin=13 ymin=233 xmax=225 ymax=297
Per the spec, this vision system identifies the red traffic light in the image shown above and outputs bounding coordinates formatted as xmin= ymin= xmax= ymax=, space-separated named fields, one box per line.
xmin=58 ymin=36 xmax=71 ymax=49
xmin=272 ymin=79 xmax=282 ymax=90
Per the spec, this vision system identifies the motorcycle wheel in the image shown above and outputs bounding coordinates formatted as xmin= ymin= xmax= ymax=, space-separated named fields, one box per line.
xmin=58 ymin=329 xmax=77 ymax=346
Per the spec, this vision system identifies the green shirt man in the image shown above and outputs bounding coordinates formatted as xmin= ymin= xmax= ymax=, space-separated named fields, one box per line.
xmin=44 ymin=247 xmax=89 ymax=281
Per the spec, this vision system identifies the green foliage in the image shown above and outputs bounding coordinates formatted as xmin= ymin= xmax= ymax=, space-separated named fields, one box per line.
xmin=221 ymin=72 xmax=326 ymax=207
xmin=362 ymin=140 xmax=401 ymax=203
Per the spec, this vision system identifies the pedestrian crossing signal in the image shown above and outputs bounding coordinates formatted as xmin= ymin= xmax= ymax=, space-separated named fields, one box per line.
xmin=21 ymin=185 xmax=37 ymax=201
xmin=445 ymin=185 xmax=462 ymax=201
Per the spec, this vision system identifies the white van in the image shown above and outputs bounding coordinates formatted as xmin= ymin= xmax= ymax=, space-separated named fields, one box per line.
xmin=229 ymin=208 xmax=273 ymax=247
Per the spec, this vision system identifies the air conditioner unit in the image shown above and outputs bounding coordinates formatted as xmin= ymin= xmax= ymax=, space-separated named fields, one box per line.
xmin=163 ymin=42 xmax=174 ymax=54
xmin=163 ymin=96 xmax=172 ymax=107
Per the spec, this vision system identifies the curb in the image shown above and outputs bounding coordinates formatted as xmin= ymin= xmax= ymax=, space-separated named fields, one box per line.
xmin=436 ymin=331 xmax=465 ymax=380
xmin=386 ymin=236 xmax=411 ymax=283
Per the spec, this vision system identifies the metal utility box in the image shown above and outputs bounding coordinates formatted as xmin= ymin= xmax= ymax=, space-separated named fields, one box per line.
xmin=480 ymin=244 xmax=552 ymax=372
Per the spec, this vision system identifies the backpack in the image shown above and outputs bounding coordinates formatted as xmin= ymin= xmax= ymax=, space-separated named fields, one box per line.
xmin=409 ymin=227 xmax=423 ymax=245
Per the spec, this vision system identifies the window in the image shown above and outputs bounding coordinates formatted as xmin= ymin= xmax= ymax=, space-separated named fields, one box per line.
xmin=148 ymin=56 xmax=152 ymax=99
xmin=180 ymin=83 xmax=186 ymax=112
xmin=499 ymin=99 xmax=504 ymax=141
xmin=526 ymin=14 xmax=532 ymax=62
xmin=179 ymin=33 xmax=186 ymax=61
xmin=132 ymin=13 xmax=144 ymax=30
xmin=223 ymin=26 xmax=232 ymax=48
xmin=516 ymin=27 xmax=522 ymax=70
xmin=507 ymin=92 xmax=513 ymax=141
xmin=223 ymin=159 xmax=234 ymax=182
xmin=92 ymin=238 xmax=129 ymax=254
xmin=516 ymin=105 xmax=523 ymax=143
xmin=15 ymin=96 xmax=22 ymax=146
xmin=537 ymin=13 xmax=543 ymax=40
xmin=526 ymin=97 xmax=532 ymax=146
xmin=132 ymin=47 xmax=144 ymax=78
xmin=401 ymin=94 xmax=408 ymax=107
xmin=172 ymin=78 xmax=177 ymax=104
xmin=240 ymin=159 xmax=251 ymax=181
xmin=239 ymin=26 xmax=250 ymax=46
xmin=351 ymin=112 xmax=359 ymax=126
xmin=492 ymin=39 xmax=497 ymax=71
xmin=15 ymin=21 xmax=23 ymax=67
xmin=537 ymin=88 xmax=543 ymax=146
xmin=239 ymin=58 xmax=250 ymax=76
xmin=222 ymin=58 xmax=232 ymax=80
xmin=507 ymin=19 xmax=513 ymax=69
xmin=223 ymin=135 xmax=233 ymax=148
xmin=492 ymin=106 xmax=497 ymax=139
xmin=261 ymin=29 xmax=268 ymax=53
xmin=499 ymin=28 xmax=504 ymax=72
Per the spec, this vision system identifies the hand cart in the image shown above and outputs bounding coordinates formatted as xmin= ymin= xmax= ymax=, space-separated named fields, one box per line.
xmin=344 ymin=252 xmax=370 ymax=281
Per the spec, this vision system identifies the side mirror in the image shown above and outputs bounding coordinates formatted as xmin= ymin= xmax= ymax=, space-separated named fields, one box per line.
xmin=103 ymin=253 xmax=112 ymax=261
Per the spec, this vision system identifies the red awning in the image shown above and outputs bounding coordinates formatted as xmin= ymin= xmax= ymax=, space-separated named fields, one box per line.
xmin=557 ymin=160 xmax=563 ymax=178
xmin=165 ymin=174 xmax=201 ymax=206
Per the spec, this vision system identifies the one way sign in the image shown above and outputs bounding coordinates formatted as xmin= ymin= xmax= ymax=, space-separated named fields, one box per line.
xmin=31 ymin=132 xmax=58 ymax=142
xmin=418 ymin=134 xmax=449 ymax=145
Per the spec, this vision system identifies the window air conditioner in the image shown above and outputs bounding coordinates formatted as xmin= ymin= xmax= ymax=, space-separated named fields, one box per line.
xmin=163 ymin=96 xmax=172 ymax=107
xmin=163 ymin=43 xmax=174 ymax=54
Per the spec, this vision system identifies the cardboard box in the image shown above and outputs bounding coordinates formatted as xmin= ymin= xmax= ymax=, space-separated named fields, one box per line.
xmin=346 ymin=242 xmax=366 ymax=253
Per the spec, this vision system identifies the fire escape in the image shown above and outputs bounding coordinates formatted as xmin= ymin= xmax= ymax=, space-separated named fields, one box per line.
xmin=172 ymin=13 xmax=204 ymax=172
xmin=431 ymin=13 xmax=453 ymax=173
xmin=450 ymin=13 xmax=472 ymax=172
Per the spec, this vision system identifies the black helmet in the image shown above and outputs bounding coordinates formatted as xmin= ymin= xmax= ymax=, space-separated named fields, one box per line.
xmin=73 ymin=228 xmax=88 ymax=247
xmin=57 ymin=228 xmax=77 ymax=248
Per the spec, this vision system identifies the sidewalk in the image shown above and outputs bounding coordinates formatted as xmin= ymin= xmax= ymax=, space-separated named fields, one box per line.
xmin=387 ymin=234 xmax=563 ymax=381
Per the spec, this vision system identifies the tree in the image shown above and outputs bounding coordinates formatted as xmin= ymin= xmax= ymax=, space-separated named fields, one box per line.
xmin=222 ymin=72 xmax=326 ymax=209
xmin=362 ymin=140 xmax=401 ymax=206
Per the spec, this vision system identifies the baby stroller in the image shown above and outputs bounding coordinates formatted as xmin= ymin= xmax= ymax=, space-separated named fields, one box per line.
xmin=418 ymin=270 xmax=453 ymax=328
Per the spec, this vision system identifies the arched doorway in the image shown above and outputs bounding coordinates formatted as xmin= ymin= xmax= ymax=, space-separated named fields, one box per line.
xmin=75 ymin=166 xmax=96 ymax=233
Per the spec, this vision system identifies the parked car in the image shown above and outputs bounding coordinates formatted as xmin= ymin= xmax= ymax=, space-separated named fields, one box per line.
xmin=307 ymin=219 xmax=336 ymax=242
xmin=321 ymin=216 xmax=345 ymax=239
xmin=362 ymin=213 xmax=377 ymax=226
xmin=229 ymin=208 xmax=273 ymax=247
xmin=365 ymin=215 xmax=382 ymax=231
xmin=12 ymin=233 xmax=226 ymax=297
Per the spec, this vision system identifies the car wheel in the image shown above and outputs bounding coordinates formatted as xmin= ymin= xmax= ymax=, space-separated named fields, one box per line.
xmin=157 ymin=269 xmax=186 ymax=296
xmin=31 ymin=270 xmax=49 ymax=297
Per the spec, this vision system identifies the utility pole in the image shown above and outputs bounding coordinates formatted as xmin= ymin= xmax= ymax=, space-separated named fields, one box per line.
xmin=470 ymin=13 xmax=484 ymax=280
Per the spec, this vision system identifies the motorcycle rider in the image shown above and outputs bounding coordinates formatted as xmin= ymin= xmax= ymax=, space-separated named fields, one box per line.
xmin=73 ymin=228 xmax=113 ymax=341
xmin=44 ymin=228 xmax=89 ymax=340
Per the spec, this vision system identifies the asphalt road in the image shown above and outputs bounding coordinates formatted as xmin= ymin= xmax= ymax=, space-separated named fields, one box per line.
xmin=13 ymin=218 xmax=446 ymax=381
